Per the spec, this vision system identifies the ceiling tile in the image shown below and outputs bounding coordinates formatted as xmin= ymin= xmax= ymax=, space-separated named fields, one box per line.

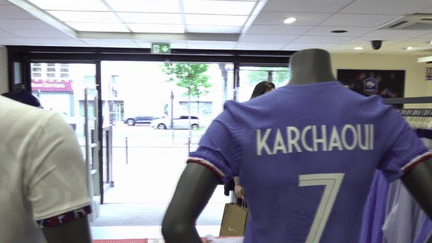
xmin=363 ymin=29 xmax=432 ymax=38
xmin=262 ymin=0 xmax=354 ymax=13
xmin=118 ymin=13 xmax=183 ymax=24
xmin=235 ymin=42 xmax=286 ymax=50
xmin=183 ymin=0 xmax=256 ymax=15
xmin=253 ymin=12 xmax=333 ymax=26
xmin=67 ymin=23 xmax=129 ymax=32
xmin=28 ymin=0 xmax=110 ymax=11
xmin=416 ymin=32 xmax=432 ymax=40
xmin=105 ymin=0 xmax=181 ymax=13
xmin=329 ymin=44 xmax=373 ymax=54
xmin=0 ymin=5 xmax=37 ymax=19
xmin=339 ymin=0 xmax=432 ymax=15
xmin=187 ymin=41 xmax=237 ymax=49
xmin=293 ymin=35 xmax=353 ymax=44
xmin=48 ymin=11 xmax=121 ymax=23
xmin=185 ymin=14 xmax=248 ymax=26
xmin=0 ymin=37 xmax=88 ymax=46
xmin=343 ymin=36 xmax=410 ymax=46
xmin=5 ymin=29 xmax=72 ymax=38
xmin=82 ymin=38 xmax=140 ymax=47
xmin=320 ymin=14 xmax=401 ymax=28
xmin=240 ymin=34 xmax=298 ymax=43
xmin=0 ymin=29 xmax=16 ymax=37
xmin=0 ymin=0 xmax=11 ymax=5
xmin=134 ymin=40 xmax=188 ymax=49
xmin=281 ymin=43 xmax=338 ymax=51
xmin=128 ymin=24 xmax=184 ymax=33
xmin=388 ymin=40 xmax=432 ymax=52
xmin=305 ymin=26 xmax=375 ymax=36
xmin=187 ymin=25 xmax=242 ymax=34
xmin=420 ymin=6 xmax=432 ymax=13
xmin=0 ymin=19 xmax=55 ymax=29
xmin=245 ymin=25 xmax=314 ymax=35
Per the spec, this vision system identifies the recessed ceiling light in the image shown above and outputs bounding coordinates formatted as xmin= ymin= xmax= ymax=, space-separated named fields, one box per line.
xmin=284 ymin=17 xmax=297 ymax=24
xmin=331 ymin=30 xmax=348 ymax=33
xmin=407 ymin=46 xmax=413 ymax=50
xmin=354 ymin=47 xmax=364 ymax=50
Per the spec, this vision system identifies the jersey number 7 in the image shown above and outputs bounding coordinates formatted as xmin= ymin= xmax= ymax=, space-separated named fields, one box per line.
xmin=299 ymin=173 xmax=345 ymax=243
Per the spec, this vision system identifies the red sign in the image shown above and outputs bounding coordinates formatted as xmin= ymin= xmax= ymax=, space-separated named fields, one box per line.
xmin=31 ymin=79 xmax=73 ymax=92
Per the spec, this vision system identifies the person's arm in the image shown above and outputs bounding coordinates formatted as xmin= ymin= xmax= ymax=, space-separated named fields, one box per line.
xmin=162 ymin=163 xmax=221 ymax=243
xmin=26 ymin=113 xmax=93 ymax=243
xmin=401 ymin=158 xmax=432 ymax=220
xmin=42 ymin=216 xmax=92 ymax=243
xmin=401 ymin=157 xmax=432 ymax=243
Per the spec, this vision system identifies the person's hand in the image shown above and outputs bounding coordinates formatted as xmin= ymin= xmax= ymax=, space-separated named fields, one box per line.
xmin=234 ymin=184 xmax=245 ymax=199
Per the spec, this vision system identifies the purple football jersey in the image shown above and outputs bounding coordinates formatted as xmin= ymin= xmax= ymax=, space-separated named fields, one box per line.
xmin=188 ymin=81 xmax=430 ymax=243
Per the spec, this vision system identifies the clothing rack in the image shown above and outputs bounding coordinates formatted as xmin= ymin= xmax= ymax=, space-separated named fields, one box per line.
xmin=360 ymin=97 xmax=432 ymax=243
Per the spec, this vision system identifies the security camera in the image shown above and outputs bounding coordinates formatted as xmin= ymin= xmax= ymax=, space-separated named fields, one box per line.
xmin=371 ymin=40 xmax=383 ymax=50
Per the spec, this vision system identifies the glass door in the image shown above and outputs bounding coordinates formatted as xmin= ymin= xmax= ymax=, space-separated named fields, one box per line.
xmin=98 ymin=61 xmax=234 ymax=227
xmin=237 ymin=66 xmax=290 ymax=102
xmin=30 ymin=62 xmax=102 ymax=219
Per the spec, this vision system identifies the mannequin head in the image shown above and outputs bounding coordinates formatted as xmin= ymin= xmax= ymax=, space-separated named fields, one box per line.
xmin=288 ymin=48 xmax=336 ymax=85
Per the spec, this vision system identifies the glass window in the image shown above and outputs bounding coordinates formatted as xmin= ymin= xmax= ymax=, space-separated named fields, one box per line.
xmin=61 ymin=73 xmax=69 ymax=78
xmin=32 ymin=67 xmax=42 ymax=72
xmin=237 ymin=66 xmax=290 ymax=102
xmin=47 ymin=63 xmax=55 ymax=67
xmin=33 ymin=73 xmax=42 ymax=77
xmin=47 ymin=68 xmax=56 ymax=72
xmin=47 ymin=73 xmax=55 ymax=77
xmin=61 ymin=68 xmax=69 ymax=72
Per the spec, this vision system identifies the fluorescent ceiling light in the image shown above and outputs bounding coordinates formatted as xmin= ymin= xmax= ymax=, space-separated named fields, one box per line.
xmin=28 ymin=0 xmax=109 ymax=11
xmin=118 ymin=13 xmax=183 ymax=24
xmin=185 ymin=14 xmax=248 ymax=26
xmin=48 ymin=11 xmax=121 ymax=23
xmin=187 ymin=25 xmax=242 ymax=34
xmin=418 ymin=56 xmax=432 ymax=63
xmin=105 ymin=0 xmax=181 ymax=13
xmin=67 ymin=23 xmax=129 ymax=32
xmin=284 ymin=17 xmax=297 ymax=24
xmin=407 ymin=46 xmax=413 ymax=50
xmin=128 ymin=24 xmax=184 ymax=33
xmin=354 ymin=47 xmax=364 ymax=50
xmin=183 ymin=0 xmax=256 ymax=15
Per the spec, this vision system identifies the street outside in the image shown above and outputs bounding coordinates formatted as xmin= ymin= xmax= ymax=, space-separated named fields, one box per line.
xmin=86 ymin=123 xmax=231 ymax=227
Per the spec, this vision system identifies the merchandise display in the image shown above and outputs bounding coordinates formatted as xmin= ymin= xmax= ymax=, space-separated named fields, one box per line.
xmin=161 ymin=49 xmax=432 ymax=243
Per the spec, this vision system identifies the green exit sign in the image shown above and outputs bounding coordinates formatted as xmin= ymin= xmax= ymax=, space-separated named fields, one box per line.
xmin=151 ymin=43 xmax=171 ymax=54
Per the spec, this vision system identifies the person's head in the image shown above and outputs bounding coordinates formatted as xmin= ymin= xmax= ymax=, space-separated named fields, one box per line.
xmin=250 ymin=81 xmax=275 ymax=99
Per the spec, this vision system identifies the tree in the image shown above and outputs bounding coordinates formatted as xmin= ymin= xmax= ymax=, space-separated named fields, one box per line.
xmin=161 ymin=63 xmax=212 ymax=116
xmin=247 ymin=67 xmax=290 ymax=86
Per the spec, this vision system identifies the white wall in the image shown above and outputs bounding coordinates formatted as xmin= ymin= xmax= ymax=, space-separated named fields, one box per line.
xmin=331 ymin=53 xmax=432 ymax=108
xmin=0 ymin=47 xmax=8 ymax=94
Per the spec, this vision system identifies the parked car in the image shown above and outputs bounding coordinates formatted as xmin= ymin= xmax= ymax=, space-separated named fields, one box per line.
xmin=124 ymin=115 xmax=158 ymax=126
xmin=151 ymin=115 xmax=200 ymax=130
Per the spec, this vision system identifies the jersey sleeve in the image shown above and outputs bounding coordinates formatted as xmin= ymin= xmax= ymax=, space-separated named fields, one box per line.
xmin=25 ymin=114 xmax=92 ymax=225
xmin=377 ymin=109 xmax=431 ymax=182
xmin=188 ymin=111 xmax=242 ymax=184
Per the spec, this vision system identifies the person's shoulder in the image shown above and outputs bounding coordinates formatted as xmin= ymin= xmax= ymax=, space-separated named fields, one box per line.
xmin=1 ymin=96 xmax=58 ymax=127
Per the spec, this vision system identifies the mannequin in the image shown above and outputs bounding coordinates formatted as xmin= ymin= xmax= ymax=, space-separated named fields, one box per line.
xmin=161 ymin=48 xmax=432 ymax=243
